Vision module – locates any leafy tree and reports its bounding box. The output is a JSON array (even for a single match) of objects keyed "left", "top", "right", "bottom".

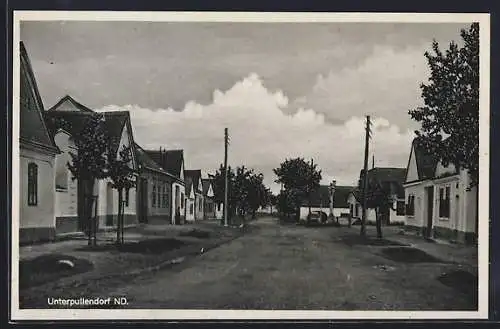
[
  {"left": 66, "top": 113, "right": 109, "bottom": 245},
  {"left": 108, "top": 144, "right": 136, "bottom": 245},
  {"left": 364, "top": 179, "right": 397, "bottom": 239},
  {"left": 409, "top": 23, "right": 479, "bottom": 188},
  {"left": 274, "top": 157, "right": 322, "bottom": 218}
]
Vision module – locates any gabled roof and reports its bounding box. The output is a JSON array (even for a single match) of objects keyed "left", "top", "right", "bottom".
[
  {"left": 47, "top": 94, "right": 94, "bottom": 112},
  {"left": 146, "top": 149, "right": 184, "bottom": 178},
  {"left": 134, "top": 142, "right": 167, "bottom": 174},
  {"left": 202, "top": 178, "right": 212, "bottom": 196},
  {"left": 185, "top": 176, "right": 194, "bottom": 198},
  {"left": 410, "top": 137, "right": 439, "bottom": 181},
  {"left": 300, "top": 185, "right": 353, "bottom": 209},
  {"left": 19, "top": 41, "right": 59, "bottom": 153},
  {"left": 364, "top": 167, "right": 406, "bottom": 199},
  {"left": 44, "top": 110, "right": 132, "bottom": 160},
  {"left": 184, "top": 170, "right": 202, "bottom": 194}
]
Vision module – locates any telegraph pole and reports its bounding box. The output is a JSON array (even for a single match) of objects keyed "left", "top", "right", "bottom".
[
  {"left": 361, "top": 115, "right": 371, "bottom": 237},
  {"left": 224, "top": 128, "right": 229, "bottom": 227}
]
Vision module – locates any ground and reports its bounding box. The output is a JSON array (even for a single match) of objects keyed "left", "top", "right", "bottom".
[{"left": 19, "top": 216, "right": 478, "bottom": 310}]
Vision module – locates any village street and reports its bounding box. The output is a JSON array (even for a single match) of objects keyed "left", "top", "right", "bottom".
[{"left": 89, "top": 216, "right": 477, "bottom": 310}]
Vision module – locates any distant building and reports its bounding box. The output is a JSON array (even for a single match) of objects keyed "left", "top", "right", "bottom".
[
  {"left": 347, "top": 167, "right": 406, "bottom": 225},
  {"left": 298, "top": 185, "right": 352, "bottom": 221},
  {"left": 19, "top": 41, "right": 60, "bottom": 244},
  {"left": 202, "top": 178, "right": 216, "bottom": 220},
  {"left": 184, "top": 170, "right": 204, "bottom": 222},
  {"left": 403, "top": 138, "right": 477, "bottom": 244}
]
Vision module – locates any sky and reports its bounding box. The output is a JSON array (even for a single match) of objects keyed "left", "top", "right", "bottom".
[{"left": 20, "top": 21, "right": 469, "bottom": 194}]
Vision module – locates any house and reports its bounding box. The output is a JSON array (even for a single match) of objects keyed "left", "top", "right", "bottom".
[
  {"left": 184, "top": 170, "right": 204, "bottom": 221},
  {"left": 298, "top": 185, "right": 352, "bottom": 221},
  {"left": 403, "top": 138, "right": 477, "bottom": 244},
  {"left": 134, "top": 143, "right": 177, "bottom": 224},
  {"left": 18, "top": 41, "right": 60, "bottom": 244},
  {"left": 145, "top": 149, "right": 186, "bottom": 224},
  {"left": 45, "top": 95, "right": 140, "bottom": 233},
  {"left": 202, "top": 178, "right": 216, "bottom": 220},
  {"left": 348, "top": 167, "right": 406, "bottom": 225}
]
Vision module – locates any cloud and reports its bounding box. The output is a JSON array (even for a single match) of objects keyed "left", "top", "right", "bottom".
[
  {"left": 97, "top": 73, "right": 415, "bottom": 194},
  {"left": 292, "top": 45, "right": 430, "bottom": 128}
]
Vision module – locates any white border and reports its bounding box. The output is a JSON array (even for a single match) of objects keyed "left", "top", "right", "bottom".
[{"left": 11, "top": 11, "right": 490, "bottom": 321}]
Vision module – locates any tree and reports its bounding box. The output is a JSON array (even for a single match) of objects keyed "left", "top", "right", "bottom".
[
  {"left": 108, "top": 144, "right": 136, "bottom": 245},
  {"left": 409, "top": 23, "right": 479, "bottom": 188},
  {"left": 365, "top": 179, "right": 397, "bottom": 239},
  {"left": 66, "top": 113, "right": 109, "bottom": 245},
  {"left": 274, "top": 157, "right": 322, "bottom": 220}
]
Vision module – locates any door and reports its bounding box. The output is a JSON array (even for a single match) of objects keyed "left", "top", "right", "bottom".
[
  {"left": 106, "top": 183, "right": 114, "bottom": 226},
  {"left": 425, "top": 187, "right": 434, "bottom": 238},
  {"left": 137, "top": 178, "right": 148, "bottom": 223}
]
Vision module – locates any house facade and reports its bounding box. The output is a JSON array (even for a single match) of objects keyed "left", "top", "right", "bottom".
[
  {"left": 298, "top": 185, "right": 352, "bottom": 221},
  {"left": 146, "top": 149, "right": 186, "bottom": 224},
  {"left": 19, "top": 41, "right": 60, "bottom": 244},
  {"left": 46, "top": 96, "right": 140, "bottom": 233},
  {"left": 403, "top": 138, "right": 477, "bottom": 244},
  {"left": 202, "top": 178, "right": 216, "bottom": 220},
  {"left": 134, "top": 143, "right": 178, "bottom": 225},
  {"left": 347, "top": 168, "right": 406, "bottom": 225},
  {"left": 184, "top": 170, "right": 204, "bottom": 221}
]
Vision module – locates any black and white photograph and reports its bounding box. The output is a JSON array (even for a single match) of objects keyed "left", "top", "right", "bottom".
[{"left": 11, "top": 11, "right": 489, "bottom": 320}]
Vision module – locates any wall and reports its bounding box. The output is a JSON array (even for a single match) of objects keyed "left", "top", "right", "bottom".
[
  {"left": 171, "top": 181, "right": 185, "bottom": 224},
  {"left": 215, "top": 202, "right": 223, "bottom": 219},
  {"left": 204, "top": 197, "right": 216, "bottom": 219},
  {"left": 195, "top": 193, "right": 204, "bottom": 220},
  {"left": 404, "top": 181, "right": 431, "bottom": 229},
  {"left": 19, "top": 146, "right": 56, "bottom": 243},
  {"left": 186, "top": 198, "right": 195, "bottom": 222}
]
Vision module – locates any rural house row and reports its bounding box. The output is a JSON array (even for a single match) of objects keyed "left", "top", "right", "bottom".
[{"left": 18, "top": 41, "right": 220, "bottom": 244}]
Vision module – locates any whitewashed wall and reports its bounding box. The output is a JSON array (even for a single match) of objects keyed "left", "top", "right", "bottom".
[{"left": 20, "top": 147, "right": 56, "bottom": 229}]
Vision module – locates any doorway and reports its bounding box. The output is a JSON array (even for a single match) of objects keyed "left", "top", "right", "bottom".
[{"left": 425, "top": 186, "right": 434, "bottom": 238}]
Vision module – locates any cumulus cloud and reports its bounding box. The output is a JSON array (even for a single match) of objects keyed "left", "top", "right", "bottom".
[
  {"left": 97, "top": 73, "right": 415, "bottom": 194},
  {"left": 292, "top": 45, "right": 430, "bottom": 127}
]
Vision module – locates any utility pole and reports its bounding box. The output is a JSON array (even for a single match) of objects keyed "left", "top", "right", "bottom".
[
  {"left": 361, "top": 115, "right": 371, "bottom": 237},
  {"left": 224, "top": 128, "right": 229, "bottom": 227}
]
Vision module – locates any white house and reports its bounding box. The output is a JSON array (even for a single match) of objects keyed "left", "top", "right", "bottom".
[
  {"left": 45, "top": 95, "right": 140, "bottom": 233},
  {"left": 403, "top": 138, "right": 477, "bottom": 244},
  {"left": 202, "top": 178, "right": 216, "bottom": 220},
  {"left": 184, "top": 170, "right": 204, "bottom": 222},
  {"left": 19, "top": 41, "right": 60, "bottom": 244},
  {"left": 347, "top": 168, "right": 407, "bottom": 225},
  {"left": 184, "top": 175, "right": 196, "bottom": 222},
  {"left": 298, "top": 185, "right": 352, "bottom": 221}
]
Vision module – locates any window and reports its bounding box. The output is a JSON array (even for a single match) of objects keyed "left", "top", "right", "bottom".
[
  {"left": 157, "top": 181, "right": 162, "bottom": 208},
  {"left": 181, "top": 193, "right": 184, "bottom": 208},
  {"left": 406, "top": 195, "right": 415, "bottom": 216},
  {"left": 125, "top": 189, "right": 129, "bottom": 207},
  {"left": 439, "top": 186, "right": 451, "bottom": 218},
  {"left": 199, "top": 199, "right": 202, "bottom": 211},
  {"left": 355, "top": 204, "right": 359, "bottom": 217},
  {"left": 162, "top": 184, "right": 166, "bottom": 208},
  {"left": 190, "top": 203, "right": 194, "bottom": 215},
  {"left": 152, "top": 183, "right": 156, "bottom": 207},
  {"left": 396, "top": 200, "right": 405, "bottom": 216},
  {"left": 27, "top": 162, "right": 38, "bottom": 206}
]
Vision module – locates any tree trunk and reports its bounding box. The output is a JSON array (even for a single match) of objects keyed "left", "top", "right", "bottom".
[
  {"left": 82, "top": 178, "right": 95, "bottom": 245},
  {"left": 116, "top": 188, "right": 123, "bottom": 245},
  {"left": 375, "top": 208, "right": 383, "bottom": 239}
]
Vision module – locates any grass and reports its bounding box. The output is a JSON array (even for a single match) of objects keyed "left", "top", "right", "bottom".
[
  {"left": 19, "top": 253, "right": 93, "bottom": 289},
  {"left": 438, "top": 270, "right": 478, "bottom": 300},
  {"left": 380, "top": 246, "right": 444, "bottom": 263},
  {"left": 75, "top": 238, "right": 186, "bottom": 254},
  {"left": 179, "top": 229, "right": 211, "bottom": 239}
]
